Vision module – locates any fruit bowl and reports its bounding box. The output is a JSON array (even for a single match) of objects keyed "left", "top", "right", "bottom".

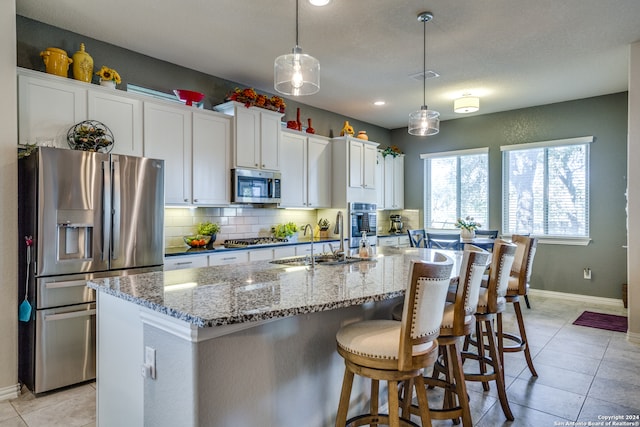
[
  {"left": 183, "top": 235, "right": 212, "bottom": 248},
  {"left": 174, "top": 89, "right": 205, "bottom": 106}
]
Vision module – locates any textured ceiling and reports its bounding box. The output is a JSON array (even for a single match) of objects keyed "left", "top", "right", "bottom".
[{"left": 16, "top": 0, "right": 640, "bottom": 129}]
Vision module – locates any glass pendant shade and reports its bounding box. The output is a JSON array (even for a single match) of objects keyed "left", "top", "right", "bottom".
[
  {"left": 408, "top": 105, "right": 440, "bottom": 136},
  {"left": 274, "top": 46, "right": 320, "bottom": 96}
]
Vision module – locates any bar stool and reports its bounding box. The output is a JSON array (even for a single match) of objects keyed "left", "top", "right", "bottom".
[
  {"left": 500, "top": 234, "right": 538, "bottom": 376},
  {"left": 462, "top": 239, "right": 517, "bottom": 421},
  {"left": 408, "top": 246, "right": 489, "bottom": 427},
  {"left": 335, "top": 256, "right": 453, "bottom": 427}
]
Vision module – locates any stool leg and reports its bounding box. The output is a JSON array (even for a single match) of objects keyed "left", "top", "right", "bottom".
[
  {"left": 371, "top": 379, "right": 380, "bottom": 419},
  {"left": 475, "top": 321, "right": 490, "bottom": 391},
  {"left": 524, "top": 294, "right": 531, "bottom": 309},
  {"left": 414, "top": 375, "right": 433, "bottom": 427},
  {"left": 514, "top": 300, "right": 538, "bottom": 377},
  {"left": 336, "top": 369, "right": 354, "bottom": 427},
  {"left": 400, "top": 378, "right": 413, "bottom": 417},
  {"left": 496, "top": 312, "right": 505, "bottom": 378},
  {"left": 387, "top": 380, "right": 401, "bottom": 427},
  {"left": 484, "top": 318, "right": 514, "bottom": 421},
  {"left": 446, "top": 341, "right": 473, "bottom": 427}
]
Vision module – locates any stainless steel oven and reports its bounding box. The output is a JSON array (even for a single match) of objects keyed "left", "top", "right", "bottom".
[{"left": 349, "top": 202, "right": 377, "bottom": 248}]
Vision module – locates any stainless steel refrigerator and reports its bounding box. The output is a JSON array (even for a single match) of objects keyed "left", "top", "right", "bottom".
[{"left": 18, "top": 147, "right": 164, "bottom": 394}]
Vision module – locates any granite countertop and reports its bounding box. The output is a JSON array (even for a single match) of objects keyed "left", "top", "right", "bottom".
[
  {"left": 165, "top": 237, "right": 342, "bottom": 257},
  {"left": 88, "top": 247, "right": 462, "bottom": 328}
]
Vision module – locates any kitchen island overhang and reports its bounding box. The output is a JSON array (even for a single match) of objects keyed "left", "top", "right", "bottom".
[{"left": 89, "top": 247, "right": 462, "bottom": 427}]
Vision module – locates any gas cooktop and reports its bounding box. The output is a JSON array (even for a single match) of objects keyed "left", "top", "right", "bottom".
[{"left": 223, "top": 237, "right": 290, "bottom": 248}]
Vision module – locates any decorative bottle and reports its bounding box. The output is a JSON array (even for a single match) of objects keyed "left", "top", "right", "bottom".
[{"left": 72, "top": 43, "right": 93, "bottom": 83}]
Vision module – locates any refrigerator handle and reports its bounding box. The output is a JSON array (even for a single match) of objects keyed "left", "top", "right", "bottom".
[
  {"left": 112, "top": 160, "right": 121, "bottom": 260},
  {"left": 102, "top": 161, "right": 111, "bottom": 262}
]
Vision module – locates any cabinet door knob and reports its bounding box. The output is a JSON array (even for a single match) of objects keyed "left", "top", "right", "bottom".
[
  {"left": 194, "top": 199, "right": 198, "bottom": 202},
  {"left": 261, "top": 164, "right": 265, "bottom": 168},
  {"left": 184, "top": 198, "right": 189, "bottom": 202},
  {"left": 255, "top": 163, "right": 258, "bottom": 167}
]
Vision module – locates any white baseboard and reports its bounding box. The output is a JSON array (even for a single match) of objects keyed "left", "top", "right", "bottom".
[
  {"left": 0, "top": 383, "right": 20, "bottom": 402},
  {"left": 627, "top": 330, "right": 640, "bottom": 345},
  {"left": 528, "top": 288, "right": 625, "bottom": 307}
]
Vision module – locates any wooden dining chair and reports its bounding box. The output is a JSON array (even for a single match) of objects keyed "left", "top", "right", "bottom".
[
  {"left": 406, "top": 229, "right": 427, "bottom": 248},
  {"left": 427, "top": 232, "right": 461, "bottom": 250}
]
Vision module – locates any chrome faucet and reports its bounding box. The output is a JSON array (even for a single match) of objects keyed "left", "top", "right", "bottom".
[
  {"left": 302, "top": 223, "right": 315, "bottom": 269},
  {"left": 333, "top": 211, "right": 345, "bottom": 261}
]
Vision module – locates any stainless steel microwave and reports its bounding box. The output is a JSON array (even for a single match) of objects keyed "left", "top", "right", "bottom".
[{"left": 232, "top": 169, "right": 281, "bottom": 204}]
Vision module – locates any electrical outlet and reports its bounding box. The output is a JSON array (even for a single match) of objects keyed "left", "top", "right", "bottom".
[{"left": 583, "top": 268, "right": 592, "bottom": 280}]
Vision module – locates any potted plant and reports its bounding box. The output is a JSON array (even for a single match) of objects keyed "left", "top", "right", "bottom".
[
  {"left": 318, "top": 218, "right": 330, "bottom": 238},
  {"left": 455, "top": 216, "right": 481, "bottom": 241},
  {"left": 196, "top": 221, "right": 220, "bottom": 249},
  {"left": 272, "top": 222, "right": 299, "bottom": 241}
]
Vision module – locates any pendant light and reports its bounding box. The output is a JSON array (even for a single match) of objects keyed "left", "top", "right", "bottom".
[
  {"left": 274, "top": 0, "right": 320, "bottom": 96},
  {"left": 408, "top": 12, "right": 440, "bottom": 136}
]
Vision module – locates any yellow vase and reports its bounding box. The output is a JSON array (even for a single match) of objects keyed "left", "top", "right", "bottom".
[
  {"left": 72, "top": 43, "right": 94, "bottom": 83},
  {"left": 340, "top": 121, "right": 355, "bottom": 137},
  {"left": 40, "top": 47, "right": 72, "bottom": 78}
]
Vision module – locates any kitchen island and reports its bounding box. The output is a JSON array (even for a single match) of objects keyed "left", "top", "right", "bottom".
[{"left": 88, "top": 247, "right": 461, "bottom": 427}]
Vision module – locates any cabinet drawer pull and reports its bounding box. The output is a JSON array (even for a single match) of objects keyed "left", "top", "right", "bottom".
[
  {"left": 222, "top": 257, "right": 236, "bottom": 261},
  {"left": 176, "top": 261, "right": 192, "bottom": 266}
]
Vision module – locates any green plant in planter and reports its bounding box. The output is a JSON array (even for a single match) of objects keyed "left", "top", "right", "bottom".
[
  {"left": 318, "top": 218, "right": 330, "bottom": 230},
  {"left": 197, "top": 221, "right": 221, "bottom": 236},
  {"left": 272, "top": 222, "right": 299, "bottom": 238}
]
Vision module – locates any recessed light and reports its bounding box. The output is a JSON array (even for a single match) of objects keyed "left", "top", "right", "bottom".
[
  {"left": 374, "top": 101, "right": 386, "bottom": 106},
  {"left": 309, "top": 0, "right": 331, "bottom": 6}
]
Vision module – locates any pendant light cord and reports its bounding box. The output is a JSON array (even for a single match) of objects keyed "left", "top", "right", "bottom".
[
  {"left": 295, "top": 0, "right": 299, "bottom": 47},
  {"left": 422, "top": 15, "right": 426, "bottom": 108}
]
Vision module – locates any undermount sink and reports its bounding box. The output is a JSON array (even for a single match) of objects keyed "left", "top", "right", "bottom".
[{"left": 270, "top": 254, "right": 362, "bottom": 267}]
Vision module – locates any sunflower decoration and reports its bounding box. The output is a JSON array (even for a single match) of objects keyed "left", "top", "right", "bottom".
[{"left": 95, "top": 66, "right": 122, "bottom": 84}]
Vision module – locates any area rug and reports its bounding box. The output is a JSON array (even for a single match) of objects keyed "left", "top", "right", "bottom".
[{"left": 573, "top": 311, "right": 628, "bottom": 333}]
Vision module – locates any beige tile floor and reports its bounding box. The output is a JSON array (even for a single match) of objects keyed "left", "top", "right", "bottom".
[{"left": 0, "top": 294, "right": 638, "bottom": 426}]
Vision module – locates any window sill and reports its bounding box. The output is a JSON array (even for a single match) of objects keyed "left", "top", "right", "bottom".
[{"left": 535, "top": 236, "right": 591, "bottom": 246}]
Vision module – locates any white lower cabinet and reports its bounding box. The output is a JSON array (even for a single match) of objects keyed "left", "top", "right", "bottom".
[
  {"left": 248, "top": 248, "right": 274, "bottom": 262},
  {"left": 208, "top": 251, "right": 249, "bottom": 266},
  {"left": 377, "top": 235, "right": 410, "bottom": 248},
  {"left": 273, "top": 246, "right": 296, "bottom": 259},
  {"left": 164, "top": 255, "right": 209, "bottom": 271}
]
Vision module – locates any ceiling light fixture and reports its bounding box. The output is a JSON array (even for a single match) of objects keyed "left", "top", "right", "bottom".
[
  {"left": 408, "top": 11, "right": 439, "bottom": 136},
  {"left": 308, "top": 0, "right": 330, "bottom": 6},
  {"left": 374, "top": 100, "right": 386, "bottom": 106},
  {"left": 274, "top": 0, "right": 320, "bottom": 96},
  {"left": 454, "top": 94, "right": 480, "bottom": 113}
]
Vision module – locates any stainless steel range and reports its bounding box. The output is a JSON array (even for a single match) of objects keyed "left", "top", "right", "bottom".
[
  {"left": 18, "top": 147, "right": 165, "bottom": 394},
  {"left": 223, "top": 237, "right": 290, "bottom": 248}
]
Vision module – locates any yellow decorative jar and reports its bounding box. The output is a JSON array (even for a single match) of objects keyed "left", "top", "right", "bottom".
[
  {"left": 340, "top": 121, "right": 355, "bottom": 137},
  {"left": 40, "top": 47, "right": 72, "bottom": 77},
  {"left": 356, "top": 130, "right": 369, "bottom": 140},
  {"left": 72, "top": 43, "right": 94, "bottom": 83}
]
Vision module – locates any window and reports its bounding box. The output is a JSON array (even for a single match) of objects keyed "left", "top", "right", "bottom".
[
  {"left": 421, "top": 148, "right": 489, "bottom": 230},
  {"left": 501, "top": 136, "right": 592, "bottom": 242}
]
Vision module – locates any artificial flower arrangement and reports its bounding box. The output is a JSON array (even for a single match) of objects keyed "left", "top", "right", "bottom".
[
  {"left": 455, "top": 216, "right": 481, "bottom": 231},
  {"left": 226, "top": 87, "right": 286, "bottom": 113},
  {"left": 95, "top": 66, "right": 122, "bottom": 84},
  {"left": 381, "top": 145, "right": 403, "bottom": 157}
]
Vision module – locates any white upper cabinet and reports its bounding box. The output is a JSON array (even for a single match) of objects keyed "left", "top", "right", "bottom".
[
  {"left": 18, "top": 70, "right": 87, "bottom": 147},
  {"left": 18, "top": 68, "right": 142, "bottom": 156},
  {"left": 88, "top": 89, "right": 143, "bottom": 156},
  {"left": 376, "top": 151, "right": 405, "bottom": 210},
  {"left": 192, "top": 112, "right": 231, "bottom": 206},
  {"left": 331, "top": 136, "right": 379, "bottom": 207},
  {"left": 215, "top": 101, "right": 283, "bottom": 171},
  {"left": 143, "top": 102, "right": 192, "bottom": 205},
  {"left": 144, "top": 102, "right": 232, "bottom": 206},
  {"left": 280, "top": 130, "right": 331, "bottom": 208}
]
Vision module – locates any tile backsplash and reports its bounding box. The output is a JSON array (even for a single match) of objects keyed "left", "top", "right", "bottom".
[
  {"left": 164, "top": 207, "right": 423, "bottom": 248},
  {"left": 164, "top": 207, "right": 318, "bottom": 248}
]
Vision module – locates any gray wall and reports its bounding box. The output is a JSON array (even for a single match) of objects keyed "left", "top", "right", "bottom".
[
  {"left": 391, "top": 93, "right": 629, "bottom": 299},
  {"left": 16, "top": 15, "right": 392, "bottom": 146}
]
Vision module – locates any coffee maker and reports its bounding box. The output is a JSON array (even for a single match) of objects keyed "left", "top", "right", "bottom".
[{"left": 389, "top": 214, "right": 403, "bottom": 234}]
